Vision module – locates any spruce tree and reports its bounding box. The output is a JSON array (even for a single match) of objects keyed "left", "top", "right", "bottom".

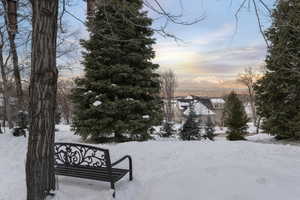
[
  {"left": 180, "top": 103, "right": 201, "bottom": 140},
  {"left": 224, "top": 91, "right": 249, "bottom": 141},
  {"left": 161, "top": 122, "right": 176, "bottom": 137},
  {"left": 255, "top": 0, "right": 300, "bottom": 139},
  {"left": 204, "top": 116, "right": 215, "bottom": 141},
  {"left": 71, "top": 0, "right": 162, "bottom": 141}
]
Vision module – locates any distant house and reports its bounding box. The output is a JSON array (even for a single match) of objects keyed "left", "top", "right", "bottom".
[{"left": 174, "top": 96, "right": 225, "bottom": 126}]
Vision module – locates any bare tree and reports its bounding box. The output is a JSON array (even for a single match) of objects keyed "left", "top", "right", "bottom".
[
  {"left": 0, "top": 26, "right": 13, "bottom": 128},
  {"left": 25, "top": 0, "right": 59, "bottom": 199},
  {"left": 238, "top": 67, "right": 260, "bottom": 126},
  {"left": 57, "top": 78, "right": 74, "bottom": 124},
  {"left": 160, "top": 69, "right": 177, "bottom": 123},
  {"left": 1, "top": 0, "right": 24, "bottom": 112}
]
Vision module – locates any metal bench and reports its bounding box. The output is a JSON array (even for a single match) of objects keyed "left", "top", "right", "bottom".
[{"left": 54, "top": 142, "right": 133, "bottom": 197}]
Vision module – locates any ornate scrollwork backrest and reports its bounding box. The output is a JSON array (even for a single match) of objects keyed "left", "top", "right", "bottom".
[{"left": 54, "top": 143, "right": 109, "bottom": 168}]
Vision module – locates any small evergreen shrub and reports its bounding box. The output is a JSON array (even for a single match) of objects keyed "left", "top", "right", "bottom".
[
  {"left": 161, "top": 122, "right": 176, "bottom": 137},
  {"left": 224, "top": 91, "right": 249, "bottom": 141},
  {"left": 180, "top": 104, "right": 201, "bottom": 140},
  {"left": 204, "top": 116, "right": 215, "bottom": 141}
]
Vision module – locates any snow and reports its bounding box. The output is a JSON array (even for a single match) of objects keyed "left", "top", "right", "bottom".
[
  {"left": 184, "top": 102, "right": 215, "bottom": 116},
  {"left": 93, "top": 101, "right": 102, "bottom": 107},
  {"left": 142, "top": 115, "right": 150, "bottom": 119},
  {"left": 185, "top": 95, "right": 193, "bottom": 100},
  {"left": 84, "top": 90, "right": 93, "bottom": 95},
  {"left": 214, "top": 126, "right": 227, "bottom": 135},
  {"left": 210, "top": 98, "right": 225, "bottom": 104},
  {"left": 247, "top": 133, "right": 275, "bottom": 142},
  {"left": 1, "top": 125, "right": 300, "bottom": 200}
]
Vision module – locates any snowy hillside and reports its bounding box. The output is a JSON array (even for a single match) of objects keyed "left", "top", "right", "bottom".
[{"left": 1, "top": 125, "right": 300, "bottom": 200}]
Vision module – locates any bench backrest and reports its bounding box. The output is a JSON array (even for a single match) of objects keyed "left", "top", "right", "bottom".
[{"left": 54, "top": 142, "right": 111, "bottom": 168}]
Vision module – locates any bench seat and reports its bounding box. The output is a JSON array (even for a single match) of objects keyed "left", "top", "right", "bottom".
[{"left": 55, "top": 165, "right": 129, "bottom": 183}]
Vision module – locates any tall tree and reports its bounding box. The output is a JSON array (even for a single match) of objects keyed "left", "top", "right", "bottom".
[
  {"left": 71, "top": 0, "right": 162, "bottom": 141},
  {"left": 1, "top": 0, "right": 23, "bottom": 113},
  {"left": 0, "top": 26, "right": 14, "bottom": 129},
  {"left": 160, "top": 69, "right": 177, "bottom": 123},
  {"left": 238, "top": 67, "right": 260, "bottom": 126},
  {"left": 255, "top": 0, "right": 300, "bottom": 139},
  {"left": 57, "top": 78, "right": 74, "bottom": 124},
  {"left": 25, "top": 0, "right": 59, "bottom": 199},
  {"left": 224, "top": 91, "right": 249, "bottom": 141},
  {"left": 160, "top": 69, "right": 177, "bottom": 136}
]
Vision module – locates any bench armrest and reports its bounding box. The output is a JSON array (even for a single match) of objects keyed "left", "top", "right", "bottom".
[{"left": 111, "top": 155, "right": 133, "bottom": 180}]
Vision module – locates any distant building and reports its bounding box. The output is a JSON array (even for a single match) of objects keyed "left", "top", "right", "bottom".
[{"left": 174, "top": 95, "right": 225, "bottom": 126}]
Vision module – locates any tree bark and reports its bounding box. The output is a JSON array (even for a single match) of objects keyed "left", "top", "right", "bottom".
[{"left": 26, "top": 0, "right": 59, "bottom": 199}]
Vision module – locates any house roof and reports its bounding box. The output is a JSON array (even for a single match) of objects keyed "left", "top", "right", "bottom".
[
  {"left": 193, "top": 96, "right": 214, "bottom": 110},
  {"left": 183, "top": 101, "right": 215, "bottom": 116}
]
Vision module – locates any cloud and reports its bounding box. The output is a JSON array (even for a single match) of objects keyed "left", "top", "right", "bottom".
[
  {"left": 154, "top": 24, "right": 267, "bottom": 93},
  {"left": 192, "top": 24, "right": 235, "bottom": 46}
]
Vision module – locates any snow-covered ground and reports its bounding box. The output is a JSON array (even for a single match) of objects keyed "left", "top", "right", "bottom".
[{"left": 1, "top": 125, "right": 300, "bottom": 200}]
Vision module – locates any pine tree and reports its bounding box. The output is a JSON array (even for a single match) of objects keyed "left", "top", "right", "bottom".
[
  {"left": 180, "top": 103, "right": 201, "bottom": 140},
  {"left": 71, "top": 0, "right": 162, "bottom": 141},
  {"left": 224, "top": 91, "right": 249, "bottom": 141},
  {"left": 204, "top": 116, "right": 215, "bottom": 141},
  {"left": 161, "top": 122, "right": 176, "bottom": 137},
  {"left": 255, "top": 0, "right": 300, "bottom": 140}
]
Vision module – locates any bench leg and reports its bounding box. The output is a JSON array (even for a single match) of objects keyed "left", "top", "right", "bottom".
[
  {"left": 129, "top": 170, "right": 133, "bottom": 181},
  {"left": 111, "top": 182, "right": 115, "bottom": 198},
  {"left": 110, "top": 182, "right": 115, "bottom": 190}
]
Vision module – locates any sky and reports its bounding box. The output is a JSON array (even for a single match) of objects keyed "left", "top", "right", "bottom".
[{"left": 63, "top": 0, "right": 275, "bottom": 96}]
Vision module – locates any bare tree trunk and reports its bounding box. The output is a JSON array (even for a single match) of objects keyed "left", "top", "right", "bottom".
[
  {"left": 1, "top": 0, "right": 23, "bottom": 111},
  {"left": 0, "top": 31, "right": 14, "bottom": 129},
  {"left": 160, "top": 69, "right": 177, "bottom": 123},
  {"left": 248, "top": 86, "right": 257, "bottom": 126},
  {"left": 25, "top": 0, "right": 59, "bottom": 199},
  {"left": 256, "top": 116, "right": 261, "bottom": 134},
  {"left": 8, "top": 33, "right": 23, "bottom": 110},
  {"left": 238, "top": 67, "right": 259, "bottom": 126}
]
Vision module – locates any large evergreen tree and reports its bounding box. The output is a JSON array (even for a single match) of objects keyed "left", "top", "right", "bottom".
[
  {"left": 180, "top": 103, "right": 201, "bottom": 140},
  {"left": 224, "top": 91, "right": 249, "bottom": 141},
  {"left": 71, "top": 0, "right": 162, "bottom": 141},
  {"left": 255, "top": 0, "right": 300, "bottom": 139}
]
